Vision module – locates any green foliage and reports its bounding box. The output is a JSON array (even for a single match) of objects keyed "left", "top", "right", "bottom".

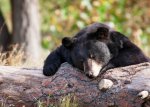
[
  {"left": 0, "top": 0, "right": 11, "bottom": 31},
  {"left": 39, "top": 0, "right": 150, "bottom": 56},
  {"left": 59, "top": 94, "right": 78, "bottom": 107},
  {"left": 0, "top": 0, "right": 10, "bottom": 13},
  {"left": 0, "top": 0, "right": 150, "bottom": 55},
  {"left": 36, "top": 94, "right": 78, "bottom": 107}
]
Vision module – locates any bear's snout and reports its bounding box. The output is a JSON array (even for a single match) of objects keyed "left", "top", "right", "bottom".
[{"left": 84, "top": 59, "right": 102, "bottom": 78}]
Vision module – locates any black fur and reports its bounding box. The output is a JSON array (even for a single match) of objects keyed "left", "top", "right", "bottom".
[{"left": 43, "top": 22, "right": 149, "bottom": 76}]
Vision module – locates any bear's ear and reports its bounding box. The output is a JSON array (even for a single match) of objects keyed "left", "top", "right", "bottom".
[
  {"left": 97, "top": 27, "right": 109, "bottom": 38},
  {"left": 87, "top": 27, "right": 109, "bottom": 40},
  {"left": 62, "top": 37, "right": 76, "bottom": 49}
]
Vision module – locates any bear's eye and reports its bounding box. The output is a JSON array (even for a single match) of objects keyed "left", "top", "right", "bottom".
[{"left": 90, "top": 54, "right": 95, "bottom": 59}]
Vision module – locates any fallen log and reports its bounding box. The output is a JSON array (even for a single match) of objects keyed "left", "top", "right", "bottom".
[{"left": 0, "top": 62, "right": 150, "bottom": 107}]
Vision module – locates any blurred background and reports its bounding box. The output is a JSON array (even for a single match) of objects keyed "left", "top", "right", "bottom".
[{"left": 0, "top": 0, "right": 150, "bottom": 67}]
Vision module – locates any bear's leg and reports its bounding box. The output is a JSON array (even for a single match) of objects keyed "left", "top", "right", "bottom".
[
  {"left": 43, "top": 52, "right": 62, "bottom": 76},
  {"left": 43, "top": 45, "right": 72, "bottom": 76},
  {"left": 43, "top": 46, "right": 67, "bottom": 76}
]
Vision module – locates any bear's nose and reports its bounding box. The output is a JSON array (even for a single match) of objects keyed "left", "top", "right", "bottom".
[
  {"left": 86, "top": 72, "right": 94, "bottom": 79},
  {"left": 89, "top": 71, "right": 93, "bottom": 76}
]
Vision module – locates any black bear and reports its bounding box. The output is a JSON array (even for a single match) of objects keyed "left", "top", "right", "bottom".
[
  {"left": 62, "top": 22, "right": 150, "bottom": 69},
  {"left": 43, "top": 22, "right": 149, "bottom": 77}
]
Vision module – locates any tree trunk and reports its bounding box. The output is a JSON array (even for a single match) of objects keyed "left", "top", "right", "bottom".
[
  {"left": 0, "top": 9, "right": 11, "bottom": 51},
  {"left": 11, "top": 0, "right": 41, "bottom": 59},
  {"left": 0, "top": 62, "right": 150, "bottom": 107}
]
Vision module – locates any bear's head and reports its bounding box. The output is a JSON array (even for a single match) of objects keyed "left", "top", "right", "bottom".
[
  {"left": 62, "top": 39, "right": 112, "bottom": 78},
  {"left": 62, "top": 23, "right": 130, "bottom": 59}
]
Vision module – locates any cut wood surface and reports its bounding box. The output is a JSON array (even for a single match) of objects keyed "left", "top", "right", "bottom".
[{"left": 0, "top": 62, "right": 150, "bottom": 107}]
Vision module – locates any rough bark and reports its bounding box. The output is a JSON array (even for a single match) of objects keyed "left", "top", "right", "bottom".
[
  {"left": 0, "top": 62, "right": 150, "bottom": 107},
  {"left": 11, "top": 0, "right": 41, "bottom": 59},
  {"left": 0, "top": 9, "right": 11, "bottom": 51}
]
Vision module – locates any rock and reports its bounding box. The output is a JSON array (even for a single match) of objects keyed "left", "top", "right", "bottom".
[
  {"left": 138, "top": 90, "right": 149, "bottom": 99},
  {"left": 98, "top": 79, "right": 114, "bottom": 91}
]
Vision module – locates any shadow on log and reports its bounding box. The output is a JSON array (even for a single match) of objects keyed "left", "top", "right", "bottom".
[{"left": 0, "top": 62, "right": 150, "bottom": 107}]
